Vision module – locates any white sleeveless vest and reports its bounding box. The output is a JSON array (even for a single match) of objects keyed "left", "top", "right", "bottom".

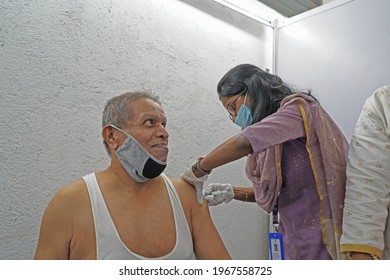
[{"left": 82, "top": 173, "right": 196, "bottom": 260}]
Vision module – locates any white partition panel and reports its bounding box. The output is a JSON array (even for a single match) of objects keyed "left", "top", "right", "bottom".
[{"left": 276, "top": 0, "right": 390, "bottom": 140}]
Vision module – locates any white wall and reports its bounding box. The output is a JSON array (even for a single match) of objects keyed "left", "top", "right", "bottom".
[
  {"left": 276, "top": 0, "right": 390, "bottom": 140},
  {"left": 0, "top": 0, "right": 273, "bottom": 259}
]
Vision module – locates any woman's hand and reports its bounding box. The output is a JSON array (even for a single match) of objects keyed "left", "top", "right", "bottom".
[
  {"left": 181, "top": 166, "right": 209, "bottom": 204},
  {"left": 204, "top": 183, "right": 234, "bottom": 206}
]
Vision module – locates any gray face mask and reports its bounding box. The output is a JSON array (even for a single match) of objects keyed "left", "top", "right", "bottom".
[{"left": 109, "top": 124, "right": 167, "bottom": 183}]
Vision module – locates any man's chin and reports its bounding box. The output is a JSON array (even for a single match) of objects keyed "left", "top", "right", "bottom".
[{"left": 153, "top": 150, "right": 169, "bottom": 162}]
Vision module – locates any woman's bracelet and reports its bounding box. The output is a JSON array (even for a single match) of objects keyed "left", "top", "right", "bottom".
[{"left": 196, "top": 157, "right": 212, "bottom": 176}]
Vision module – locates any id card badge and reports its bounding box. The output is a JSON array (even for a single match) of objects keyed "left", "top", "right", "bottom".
[{"left": 268, "top": 232, "right": 284, "bottom": 260}]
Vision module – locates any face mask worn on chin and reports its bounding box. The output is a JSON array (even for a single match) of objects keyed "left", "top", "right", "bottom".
[
  {"left": 234, "top": 94, "right": 253, "bottom": 129},
  {"left": 109, "top": 124, "right": 167, "bottom": 183}
]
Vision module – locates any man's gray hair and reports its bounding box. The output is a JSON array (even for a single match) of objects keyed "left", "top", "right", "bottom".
[{"left": 102, "top": 91, "right": 161, "bottom": 155}]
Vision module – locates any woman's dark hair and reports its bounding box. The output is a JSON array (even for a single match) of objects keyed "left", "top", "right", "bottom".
[{"left": 217, "top": 64, "right": 314, "bottom": 123}]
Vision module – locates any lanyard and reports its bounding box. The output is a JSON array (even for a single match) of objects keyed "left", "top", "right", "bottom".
[
  {"left": 269, "top": 198, "right": 284, "bottom": 260},
  {"left": 272, "top": 198, "right": 279, "bottom": 233}
]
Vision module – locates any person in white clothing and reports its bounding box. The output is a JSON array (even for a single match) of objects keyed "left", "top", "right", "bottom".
[
  {"left": 34, "top": 91, "right": 231, "bottom": 260},
  {"left": 340, "top": 85, "right": 390, "bottom": 260}
]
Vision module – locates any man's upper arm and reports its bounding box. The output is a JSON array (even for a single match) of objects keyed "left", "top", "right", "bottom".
[
  {"left": 172, "top": 177, "right": 231, "bottom": 260},
  {"left": 34, "top": 186, "right": 74, "bottom": 260},
  {"left": 190, "top": 199, "right": 231, "bottom": 259}
]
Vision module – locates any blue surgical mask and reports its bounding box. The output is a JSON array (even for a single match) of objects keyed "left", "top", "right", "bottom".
[
  {"left": 234, "top": 94, "right": 253, "bottom": 128},
  {"left": 109, "top": 124, "right": 167, "bottom": 182}
]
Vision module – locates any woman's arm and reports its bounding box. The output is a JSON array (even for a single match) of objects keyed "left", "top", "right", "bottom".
[{"left": 194, "top": 133, "right": 252, "bottom": 177}]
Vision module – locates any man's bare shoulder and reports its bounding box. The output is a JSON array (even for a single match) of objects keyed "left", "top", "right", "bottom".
[
  {"left": 169, "top": 177, "right": 195, "bottom": 191},
  {"left": 168, "top": 176, "right": 211, "bottom": 212},
  {"left": 168, "top": 176, "right": 202, "bottom": 209},
  {"left": 40, "top": 177, "right": 91, "bottom": 236},
  {"left": 169, "top": 177, "right": 196, "bottom": 198},
  {"left": 47, "top": 178, "right": 89, "bottom": 212}
]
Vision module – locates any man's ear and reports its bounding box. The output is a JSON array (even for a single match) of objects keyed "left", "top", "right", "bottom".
[{"left": 102, "top": 125, "right": 120, "bottom": 150}]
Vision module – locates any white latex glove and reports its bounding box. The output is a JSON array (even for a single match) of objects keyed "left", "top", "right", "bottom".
[
  {"left": 204, "top": 183, "right": 234, "bottom": 206},
  {"left": 181, "top": 167, "right": 209, "bottom": 204}
]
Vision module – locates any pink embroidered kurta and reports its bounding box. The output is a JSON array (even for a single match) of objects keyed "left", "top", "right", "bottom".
[{"left": 242, "top": 93, "right": 348, "bottom": 260}]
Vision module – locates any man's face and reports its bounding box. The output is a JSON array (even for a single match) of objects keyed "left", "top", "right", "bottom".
[{"left": 122, "top": 98, "right": 169, "bottom": 162}]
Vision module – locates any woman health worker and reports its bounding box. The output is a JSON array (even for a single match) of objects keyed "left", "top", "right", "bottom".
[{"left": 182, "top": 64, "right": 348, "bottom": 260}]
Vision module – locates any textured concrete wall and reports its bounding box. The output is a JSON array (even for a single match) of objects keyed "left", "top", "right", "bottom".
[{"left": 0, "top": 0, "right": 274, "bottom": 259}]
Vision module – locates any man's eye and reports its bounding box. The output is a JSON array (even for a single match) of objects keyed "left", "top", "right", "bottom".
[{"left": 145, "top": 119, "right": 154, "bottom": 125}]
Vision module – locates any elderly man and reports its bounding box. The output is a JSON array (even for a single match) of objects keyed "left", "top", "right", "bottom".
[{"left": 34, "top": 91, "right": 230, "bottom": 260}]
